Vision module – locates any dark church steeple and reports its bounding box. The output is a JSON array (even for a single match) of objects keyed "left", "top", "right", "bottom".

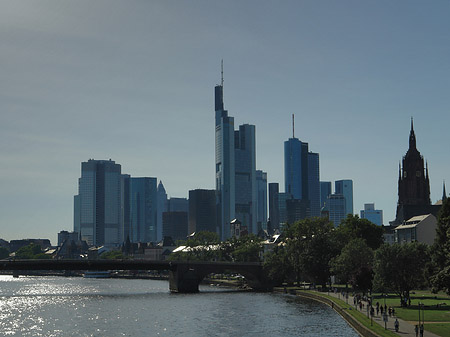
[{"left": 393, "top": 119, "right": 435, "bottom": 225}]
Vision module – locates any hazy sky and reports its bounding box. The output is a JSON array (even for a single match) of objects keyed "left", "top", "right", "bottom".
[{"left": 1, "top": 1, "right": 449, "bottom": 244}]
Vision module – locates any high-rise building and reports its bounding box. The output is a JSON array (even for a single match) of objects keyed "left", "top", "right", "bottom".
[
  {"left": 167, "top": 197, "right": 189, "bottom": 212},
  {"left": 308, "top": 152, "right": 320, "bottom": 217},
  {"left": 121, "top": 174, "right": 131, "bottom": 244},
  {"left": 188, "top": 189, "right": 216, "bottom": 235},
  {"left": 278, "top": 192, "right": 291, "bottom": 229},
  {"left": 360, "top": 203, "right": 383, "bottom": 226},
  {"left": 268, "top": 183, "right": 280, "bottom": 231},
  {"left": 235, "top": 124, "right": 257, "bottom": 235},
  {"left": 256, "top": 170, "right": 268, "bottom": 232},
  {"left": 335, "top": 179, "right": 353, "bottom": 216},
  {"left": 320, "top": 181, "right": 332, "bottom": 209},
  {"left": 327, "top": 193, "right": 346, "bottom": 226},
  {"left": 130, "top": 177, "right": 157, "bottom": 243},
  {"left": 74, "top": 159, "right": 122, "bottom": 247},
  {"left": 163, "top": 211, "right": 188, "bottom": 241},
  {"left": 215, "top": 75, "right": 235, "bottom": 240},
  {"left": 156, "top": 181, "right": 167, "bottom": 242},
  {"left": 393, "top": 119, "right": 441, "bottom": 225}
]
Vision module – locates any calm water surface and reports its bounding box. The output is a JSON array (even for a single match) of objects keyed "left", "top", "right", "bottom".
[{"left": 0, "top": 276, "right": 358, "bottom": 336}]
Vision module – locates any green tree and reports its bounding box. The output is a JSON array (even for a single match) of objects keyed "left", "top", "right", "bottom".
[
  {"left": 263, "top": 245, "right": 294, "bottom": 286},
  {"left": 14, "top": 243, "right": 50, "bottom": 259},
  {"left": 284, "top": 217, "right": 339, "bottom": 287},
  {"left": 185, "top": 231, "right": 220, "bottom": 247},
  {"left": 0, "top": 246, "right": 10, "bottom": 259},
  {"left": 373, "top": 242, "right": 430, "bottom": 306},
  {"left": 337, "top": 214, "right": 384, "bottom": 250},
  {"left": 431, "top": 197, "right": 450, "bottom": 294},
  {"left": 100, "top": 250, "right": 126, "bottom": 259},
  {"left": 226, "top": 235, "right": 263, "bottom": 262},
  {"left": 330, "top": 238, "right": 374, "bottom": 293}
]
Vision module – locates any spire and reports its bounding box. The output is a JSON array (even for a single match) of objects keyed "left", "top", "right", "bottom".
[
  {"left": 292, "top": 114, "right": 295, "bottom": 138},
  {"left": 214, "top": 61, "right": 224, "bottom": 111},
  {"left": 409, "top": 117, "right": 416, "bottom": 150},
  {"left": 443, "top": 181, "right": 447, "bottom": 201}
]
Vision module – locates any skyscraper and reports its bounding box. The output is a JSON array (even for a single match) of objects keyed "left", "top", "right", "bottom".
[
  {"left": 320, "top": 181, "right": 332, "bottom": 209},
  {"left": 335, "top": 179, "right": 353, "bottom": 216},
  {"left": 234, "top": 124, "right": 257, "bottom": 235},
  {"left": 327, "top": 193, "right": 346, "bottom": 226},
  {"left": 130, "top": 177, "right": 157, "bottom": 243},
  {"left": 256, "top": 170, "right": 268, "bottom": 232},
  {"left": 268, "top": 183, "right": 280, "bottom": 231},
  {"left": 157, "top": 181, "right": 167, "bottom": 242},
  {"left": 308, "top": 152, "right": 320, "bottom": 217},
  {"left": 74, "top": 159, "right": 122, "bottom": 247},
  {"left": 360, "top": 203, "right": 383, "bottom": 226},
  {"left": 188, "top": 189, "right": 216, "bottom": 235},
  {"left": 215, "top": 71, "right": 235, "bottom": 240}
]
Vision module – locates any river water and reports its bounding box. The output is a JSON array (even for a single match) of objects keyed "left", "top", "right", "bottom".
[{"left": 0, "top": 275, "right": 358, "bottom": 336}]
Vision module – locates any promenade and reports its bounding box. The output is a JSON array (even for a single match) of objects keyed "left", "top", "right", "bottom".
[{"left": 324, "top": 290, "right": 441, "bottom": 337}]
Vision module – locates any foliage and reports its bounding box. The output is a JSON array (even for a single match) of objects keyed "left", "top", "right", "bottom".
[
  {"left": 431, "top": 197, "right": 450, "bottom": 295},
  {"left": 185, "top": 231, "right": 220, "bottom": 247},
  {"left": 100, "top": 250, "right": 126, "bottom": 259},
  {"left": 0, "top": 246, "right": 9, "bottom": 259},
  {"left": 14, "top": 243, "right": 51, "bottom": 260},
  {"left": 337, "top": 214, "right": 384, "bottom": 250},
  {"left": 330, "top": 238, "right": 374, "bottom": 293},
  {"left": 284, "top": 217, "right": 339, "bottom": 287},
  {"left": 373, "top": 243, "right": 430, "bottom": 306},
  {"left": 223, "top": 235, "right": 263, "bottom": 262},
  {"left": 263, "top": 245, "right": 294, "bottom": 286}
]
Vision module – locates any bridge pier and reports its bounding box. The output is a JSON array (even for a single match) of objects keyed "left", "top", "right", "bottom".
[{"left": 169, "top": 265, "right": 205, "bottom": 293}]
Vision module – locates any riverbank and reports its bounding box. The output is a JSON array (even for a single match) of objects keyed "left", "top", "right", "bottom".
[{"left": 276, "top": 288, "right": 445, "bottom": 337}]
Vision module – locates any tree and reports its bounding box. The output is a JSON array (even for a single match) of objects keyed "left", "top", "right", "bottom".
[
  {"left": 100, "top": 250, "right": 126, "bottom": 259},
  {"left": 284, "top": 217, "right": 339, "bottom": 287},
  {"left": 337, "top": 214, "right": 384, "bottom": 250},
  {"left": 330, "top": 238, "right": 374, "bottom": 293},
  {"left": 14, "top": 243, "right": 51, "bottom": 259},
  {"left": 185, "top": 231, "right": 220, "bottom": 247},
  {"left": 431, "top": 197, "right": 450, "bottom": 294},
  {"left": 373, "top": 242, "right": 430, "bottom": 306},
  {"left": 0, "top": 246, "right": 9, "bottom": 259},
  {"left": 263, "top": 245, "right": 295, "bottom": 286}
]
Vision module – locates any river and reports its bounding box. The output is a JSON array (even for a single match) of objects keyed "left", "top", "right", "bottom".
[{"left": 0, "top": 275, "right": 358, "bottom": 336}]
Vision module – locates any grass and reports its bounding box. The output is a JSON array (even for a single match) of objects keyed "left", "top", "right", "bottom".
[{"left": 424, "top": 323, "right": 450, "bottom": 336}]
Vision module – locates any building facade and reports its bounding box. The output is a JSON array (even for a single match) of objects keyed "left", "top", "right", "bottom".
[
  {"left": 156, "top": 181, "right": 167, "bottom": 242},
  {"left": 360, "top": 203, "right": 383, "bottom": 226},
  {"left": 327, "top": 193, "right": 346, "bottom": 226},
  {"left": 215, "top": 83, "right": 235, "bottom": 240},
  {"left": 188, "top": 189, "right": 216, "bottom": 235},
  {"left": 320, "top": 181, "right": 332, "bottom": 209},
  {"left": 74, "top": 159, "right": 122, "bottom": 247},
  {"left": 335, "top": 180, "right": 353, "bottom": 216},
  {"left": 256, "top": 170, "right": 268, "bottom": 232},
  {"left": 268, "top": 183, "right": 280, "bottom": 231}
]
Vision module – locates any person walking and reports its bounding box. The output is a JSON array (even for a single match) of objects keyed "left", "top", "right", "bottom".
[
  {"left": 415, "top": 325, "right": 419, "bottom": 337},
  {"left": 394, "top": 318, "right": 399, "bottom": 332}
]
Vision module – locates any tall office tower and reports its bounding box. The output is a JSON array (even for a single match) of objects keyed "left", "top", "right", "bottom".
[
  {"left": 308, "top": 152, "right": 320, "bottom": 217},
  {"left": 320, "top": 181, "right": 332, "bottom": 208},
  {"left": 73, "top": 195, "right": 81, "bottom": 236},
  {"left": 284, "top": 137, "right": 309, "bottom": 201},
  {"left": 74, "top": 159, "right": 122, "bottom": 247},
  {"left": 215, "top": 68, "right": 235, "bottom": 240},
  {"left": 268, "top": 183, "right": 280, "bottom": 231},
  {"left": 129, "top": 177, "right": 157, "bottom": 243},
  {"left": 256, "top": 170, "right": 268, "bottom": 232},
  {"left": 234, "top": 124, "right": 257, "bottom": 235},
  {"left": 188, "top": 189, "right": 216, "bottom": 235},
  {"left": 393, "top": 119, "right": 440, "bottom": 225},
  {"left": 327, "top": 193, "right": 346, "bottom": 226},
  {"left": 156, "top": 181, "right": 167, "bottom": 242},
  {"left": 278, "top": 192, "right": 291, "bottom": 229},
  {"left": 121, "top": 174, "right": 131, "bottom": 244},
  {"left": 360, "top": 203, "right": 383, "bottom": 226},
  {"left": 163, "top": 211, "right": 188, "bottom": 241},
  {"left": 335, "top": 179, "right": 353, "bottom": 216},
  {"left": 167, "top": 197, "right": 189, "bottom": 212}
]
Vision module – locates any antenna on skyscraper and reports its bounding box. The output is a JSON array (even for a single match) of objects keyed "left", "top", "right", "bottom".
[
  {"left": 292, "top": 113, "right": 295, "bottom": 138},
  {"left": 221, "top": 59, "right": 224, "bottom": 88}
]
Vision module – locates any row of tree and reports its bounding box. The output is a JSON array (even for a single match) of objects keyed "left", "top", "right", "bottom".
[{"left": 264, "top": 197, "right": 450, "bottom": 303}]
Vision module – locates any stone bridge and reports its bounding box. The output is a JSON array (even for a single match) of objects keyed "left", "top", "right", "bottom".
[{"left": 0, "top": 259, "right": 273, "bottom": 293}]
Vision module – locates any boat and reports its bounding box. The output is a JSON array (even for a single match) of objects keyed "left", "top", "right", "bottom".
[{"left": 83, "top": 270, "right": 111, "bottom": 278}]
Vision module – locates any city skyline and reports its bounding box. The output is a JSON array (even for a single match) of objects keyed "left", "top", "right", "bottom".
[{"left": 1, "top": 1, "right": 450, "bottom": 244}]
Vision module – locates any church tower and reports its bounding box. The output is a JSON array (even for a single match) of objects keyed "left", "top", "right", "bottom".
[{"left": 393, "top": 119, "right": 439, "bottom": 225}]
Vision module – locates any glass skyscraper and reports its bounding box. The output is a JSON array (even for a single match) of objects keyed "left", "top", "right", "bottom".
[
  {"left": 335, "top": 179, "right": 353, "bottom": 216},
  {"left": 130, "top": 177, "right": 157, "bottom": 243},
  {"left": 256, "top": 170, "right": 268, "bottom": 232},
  {"left": 74, "top": 159, "right": 122, "bottom": 247},
  {"left": 215, "top": 83, "right": 235, "bottom": 240}
]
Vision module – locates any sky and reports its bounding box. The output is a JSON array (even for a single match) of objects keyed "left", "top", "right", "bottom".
[{"left": 1, "top": 1, "right": 449, "bottom": 245}]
